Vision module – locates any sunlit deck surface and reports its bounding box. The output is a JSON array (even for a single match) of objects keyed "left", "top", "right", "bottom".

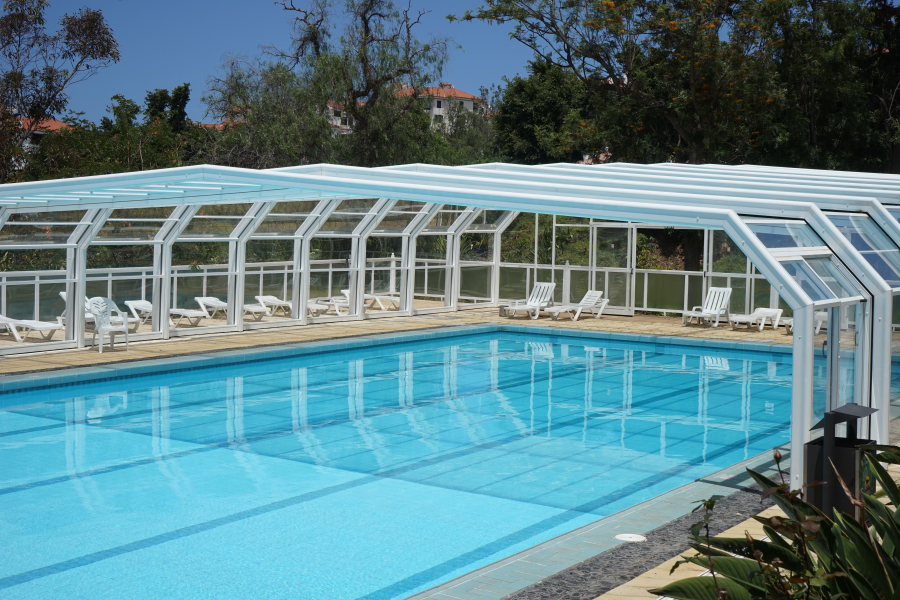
[{"left": 0, "top": 308, "right": 806, "bottom": 376}]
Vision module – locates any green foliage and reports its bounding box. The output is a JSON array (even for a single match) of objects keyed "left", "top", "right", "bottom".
[
  {"left": 493, "top": 59, "right": 588, "bottom": 164},
  {"left": 457, "top": 0, "right": 900, "bottom": 171},
  {"left": 0, "top": 0, "right": 120, "bottom": 181},
  {"left": 652, "top": 446, "right": 900, "bottom": 600},
  {"left": 16, "top": 84, "right": 206, "bottom": 181}
]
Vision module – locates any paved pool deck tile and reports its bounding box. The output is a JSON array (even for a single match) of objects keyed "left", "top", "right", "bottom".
[
  {"left": 405, "top": 448, "right": 785, "bottom": 600},
  {"left": 0, "top": 309, "right": 798, "bottom": 379}
]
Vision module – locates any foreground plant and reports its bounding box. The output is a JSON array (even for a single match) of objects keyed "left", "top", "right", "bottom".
[{"left": 651, "top": 446, "right": 900, "bottom": 600}]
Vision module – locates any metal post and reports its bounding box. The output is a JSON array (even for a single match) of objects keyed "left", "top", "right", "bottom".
[{"left": 791, "top": 304, "right": 815, "bottom": 491}]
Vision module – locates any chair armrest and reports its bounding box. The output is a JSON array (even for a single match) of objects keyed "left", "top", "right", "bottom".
[{"left": 689, "top": 306, "right": 703, "bottom": 312}]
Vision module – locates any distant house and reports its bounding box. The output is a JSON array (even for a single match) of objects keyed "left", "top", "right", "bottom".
[
  {"left": 326, "top": 83, "right": 483, "bottom": 134},
  {"left": 18, "top": 118, "right": 69, "bottom": 153},
  {"left": 398, "top": 82, "right": 482, "bottom": 126}
]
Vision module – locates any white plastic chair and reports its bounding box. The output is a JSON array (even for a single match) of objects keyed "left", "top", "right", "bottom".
[
  {"left": 60, "top": 291, "right": 140, "bottom": 332},
  {"left": 544, "top": 290, "right": 608, "bottom": 321},
  {"left": 683, "top": 287, "right": 732, "bottom": 328},
  {"left": 500, "top": 282, "right": 556, "bottom": 320},
  {"left": 87, "top": 297, "right": 129, "bottom": 353}
]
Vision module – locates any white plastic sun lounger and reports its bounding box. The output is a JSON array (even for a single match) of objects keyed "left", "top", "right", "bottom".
[
  {"left": 544, "top": 290, "right": 608, "bottom": 321},
  {"left": 780, "top": 311, "right": 828, "bottom": 335},
  {"left": 194, "top": 297, "right": 271, "bottom": 321},
  {"left": 307, "top": 301, "right": 332, "bottom": 317},
  {"left": 683, "top": 287, "right": 732, "bottom": 328},
  {"left": 256, "top": 295, "right": 293, "bottom": 317},
  {"left": 0, "top": 315, "right": 65, "bottom": 342},
  {"left": 729, "top": 308, "right": 783, "bottom": 331},
  {"left": 500, "top": 282, "right": 556, "bottom": 320},
  {"left": 125, "top": 300, "right": 208, "bottom": 328},
  {"left": 339, "top": 289, "right": 400, "bottom": 311}
]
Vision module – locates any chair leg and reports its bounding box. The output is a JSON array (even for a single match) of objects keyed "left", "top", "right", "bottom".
[{"left": 572, "top": 309, "right": 582, "bottom": 321}]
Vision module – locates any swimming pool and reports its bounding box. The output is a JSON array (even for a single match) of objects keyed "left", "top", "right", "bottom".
[{"left": 0, "top": 329, "right": 793, "bottom": 599}]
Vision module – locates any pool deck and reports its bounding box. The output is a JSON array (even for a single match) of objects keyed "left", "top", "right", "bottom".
[{"left": 0, "top": 308, "right": 796, "bottom": 377}]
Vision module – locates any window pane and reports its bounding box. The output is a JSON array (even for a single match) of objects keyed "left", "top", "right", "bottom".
[
  {"left": 460, "top": 233, "right": 493, "bottom": 262},
  {"left": 595, "top": 228, "right": 628, "bottom": 268},
  {"left": 780, "top": 260, "right": 836, "bottom": 301},
  {"left": 500, "top": 213, "right": 535, "bottom": 264},
  {"left": 827, "top": 214, "right": 900, "bottom": 287},
  {"left": 746, "top": 221, "right": 825, "bottom": 248},
  {"left": 711, "top": 230, "right": 747, "bottom": 273}
]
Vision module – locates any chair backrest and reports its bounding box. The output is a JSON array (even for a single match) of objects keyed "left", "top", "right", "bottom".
[
  {"left": 528, "top": 282, "right": 556, "bottom": 305},
  {"left": 257, "top": 295, "right": 278, "bottom": 303},
  {"left": 87, "top": 297, "right": 114, "bottom": 328},
  {"left": 578, "top": 290, "right": 603, "bottom": 306},
  {"left": 703, "top": 287, "right": 732, "bottom": 313}
]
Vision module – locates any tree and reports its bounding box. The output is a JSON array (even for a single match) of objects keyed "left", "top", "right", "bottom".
[
  {"left": 202, "top": 58, "right": 338, "bottom": 169},
  {"left": 17, "top": 86, "right": 204, "bottom": 181},
  {"left": 274, "top": 0, "right": 452, "bottom": 167},
  {"left": 0, "top": 0, "right": 120, "bottom": 180},
  {"left": 492, "top": 59, "right": 587, "bottom": 164},
  {"left": 454, "top": 0, "right": 786, "bottom": 164}
]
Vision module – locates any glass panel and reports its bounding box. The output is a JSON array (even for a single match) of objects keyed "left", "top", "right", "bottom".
[
  {"left": 780, "top": 260, "right": 836, "bottom": 302},
  {"left": 746, "top": 221, "right": 825, "bottom": 248},
  {"left": 634, "top": 273, "right": 646, "bottom": 308},
  {"left": 422, "top": 205, "right": 468, "bottom": 233},
  {"left": 459, "top": 266, "right": 491, "bottom": 299},
  {"left": 172, "top": 242, "right": 230, "bottom": 267},
  {"left": 537, "top": 214, "right": 553, "bottom": 265},
  {"left": 460, "top": 233, "right": 493, "bottom": 262},
  {"left": 500, "top": 213, "right": 535, "bottom": 264},
  {"left": 7, "top": 210, "right": 86, "bottom": 222},
  {"left": 555, "top": 227, "right": 590, "bottom": 266},
  {"left": 246, "top": 239, "right": 295, "bottom": 263},
  {"left": 688, "top": 275, "right": 704, "bottom": 310},
  {"left": 556, "top": 215, "right": 590, "bottom": 225},
  {"left": 711, "top": 230, "right": 747, "bottom": 273},
  {"left": 87, "top": 245, "right": 153, "bottom": 268},
  {"left": 467, "top": 210, "right": 507, "bottom": 231},
  {"left": 731, "top": 278, "right": 747, "bottom": 314},
  {"left": 753, "top": 278, "right": 771, "bottom": 311},
  {"left": 804, "top": 257, "right": 863, "bottom": 299},
  {"left": 595, "top": 228, "right": 628, "bottom": 268},
  {"left": 415, "top": 235, "right": 448, "bottom": 260},
  {"left": 310, "top": 237, "right": 352, "bottom": 261},
  {"left": 95, "top": 220, "right": 166, "bottom": 241},
  {"left": 0, "top": 248, "right": 67, "bottom": 271},
  {"left": 38, "top": 282, "right": 66, "bottom": 321},
  {"left": 195, "top": 203, "right": 253, "bottom": 217},
  {"left": 179, "top": 217, "right": 243, "bottom": 239},
  {"left": 110, "top": 207, "right": 175, "bottom": 219},
  {"left": 253, "top": 215, "right": 307, "bottom": 237},
  {"left": 636, "top": 228, "right": 703, "bottom": 271},
  {"left": 319, "top": 198, "right": 379, "bottom": 234},
  {"left": 499, "top": 267, "right": 528, "bottom": 299},
  {"left": 827, "top": 214, "right": 900, "bottom": 287},
  {"left": 570, "top": 270, "right": 590, "bottom": 303},
  {"left": 5, "top": 284, "right": 34, "bottom": 320},
  {"left": 367, "top": 237, "right": 403, "bottom": 259},
  {"left": 0, "top": 224, "right": 77, "bottom": 245},
  {"left": 373, "top": 201, "right": 426, "bottom": 234},
  {"left": 646, "top": 273, "right": 685, "bottom": 310},
  {"left": 608, "top": 272, "right": 628, "bottom": 306}
]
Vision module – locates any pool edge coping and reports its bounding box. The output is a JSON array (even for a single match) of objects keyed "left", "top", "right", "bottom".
[{"left": 0, "top": 324, "right": 793, "bottom": 394}]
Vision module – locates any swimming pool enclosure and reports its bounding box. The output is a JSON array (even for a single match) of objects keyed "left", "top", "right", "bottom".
[{"left": 1, "top": 161, "right": 900, "bottom": 488}]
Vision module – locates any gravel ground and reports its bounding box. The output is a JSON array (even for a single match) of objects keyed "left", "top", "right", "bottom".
[{"left": 502, "top": 483, "right": 776, "bottom": 600}]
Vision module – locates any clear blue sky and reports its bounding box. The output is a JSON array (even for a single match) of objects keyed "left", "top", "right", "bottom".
[{"left": 44, "top": 0, "right": 535, "bottom": 123}]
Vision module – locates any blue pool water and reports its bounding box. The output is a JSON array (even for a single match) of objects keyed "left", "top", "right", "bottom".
[{"left": 0, "top": 331, "right": 793, "bottom": 599}]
